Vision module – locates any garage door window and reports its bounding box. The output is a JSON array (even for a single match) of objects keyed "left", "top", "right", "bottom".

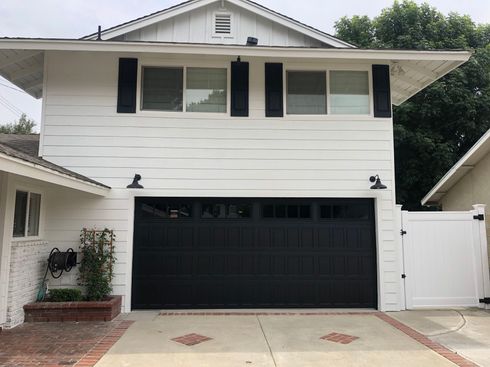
[
  {"left": 321, "top": 203, "right": 370, "bottom": 219},
  {"left": 201, "top": 203, "right": 251, "bottom": 218},
  {"left": 139, "top": 202, "right": 192, "bottom": 219},
  {"left": 263, "top": 204, "right": 311, "bottom": 219}
]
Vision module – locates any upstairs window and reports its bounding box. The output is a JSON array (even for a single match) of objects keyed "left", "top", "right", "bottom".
[
  {"left": 286, "top": 71, "right": 327, "bottom": 115},
  {"left": 186, "top": 68, "right": 227, "bottom": 113},
  {"left": 142, "top": 67, "right": 183, "bottom": 111},
  {"left": 330, "top": 71, "right": 369, "bottom": 114},
  {"left": 13, "top": 191, "right": 41, "bottom": 238},
  {"left": 141, "top": 66, "right": 227, "bottom": 113}
]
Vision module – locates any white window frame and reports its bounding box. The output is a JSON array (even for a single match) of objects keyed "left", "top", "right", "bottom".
[
  {"left": 12, "top": 189, "right": 43, "bottom": 240},
  {"left": 283, "top": 63, "right": 374, "bottom": 119},
  {"left": 137, "top": 59, "right": 231, "bottom": 117}
]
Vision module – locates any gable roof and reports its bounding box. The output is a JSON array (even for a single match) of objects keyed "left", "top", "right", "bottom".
[
  {"left": 422, "top": 129, "right": 490, "bottom": 206},
  {"left": 82, "top": 0, "right": 355, "bottom": 48},
  {"left": 0, "top": 134, "right": 110, "bottom": 192}
]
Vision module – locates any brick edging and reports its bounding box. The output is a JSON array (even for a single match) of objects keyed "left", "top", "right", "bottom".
[
  {"left": 375, "top": 313, "right": 479, "bottom": 367},
  {"left": 75, "top": 320, "right": 134, "bottom": 367}
]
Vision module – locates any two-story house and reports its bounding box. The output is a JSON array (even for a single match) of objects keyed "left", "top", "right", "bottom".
[{"left": 0, "top": 0, "right": 471, "bottom": 328}]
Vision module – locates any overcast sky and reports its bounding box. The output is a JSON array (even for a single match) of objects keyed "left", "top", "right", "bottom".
[{"left": 1, "top": 0, "right": 489, "bottom": 128}]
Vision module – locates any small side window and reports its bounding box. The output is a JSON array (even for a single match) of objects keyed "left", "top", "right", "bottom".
[{"left": 13, "top": 191, "right": 41, "bottom": 237}]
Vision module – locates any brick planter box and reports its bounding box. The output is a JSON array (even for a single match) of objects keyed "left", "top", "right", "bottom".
[{"left": 23, "top": 295, "right": 122, "bottom": 322}]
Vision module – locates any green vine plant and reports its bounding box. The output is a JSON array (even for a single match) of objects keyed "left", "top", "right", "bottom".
[{"left": 78, "top": 228, "right": 116, "bottom": 301}]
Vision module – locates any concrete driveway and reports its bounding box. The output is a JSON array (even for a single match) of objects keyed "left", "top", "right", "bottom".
[{"left": 94, "top": 309, "right": 485, "bottom": 367}]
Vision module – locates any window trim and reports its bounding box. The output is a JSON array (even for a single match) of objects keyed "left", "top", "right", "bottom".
[
  {"left": 283, "top": 64, "right": 373, "bottom": 118},
  {"left": 138, "top": 61, "right": 231, "bottom": 116},
  {"left": 12, "top": 189, "right": 43, "bottom": 240}
]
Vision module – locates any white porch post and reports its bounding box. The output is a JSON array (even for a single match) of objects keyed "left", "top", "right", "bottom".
[{"left": 473, "top": 204, "right": 490, "bottom": 309}]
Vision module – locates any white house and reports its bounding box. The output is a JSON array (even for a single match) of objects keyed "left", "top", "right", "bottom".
[{"left": 0, "top": 0, "right": 471, "bottom": 328}]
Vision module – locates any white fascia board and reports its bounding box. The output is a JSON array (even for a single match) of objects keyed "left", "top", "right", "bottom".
[
  {"left": 421, "top": 129, "right": 490, "bottom": 206},
  {"left": 0, "top": 153, "right": 110, "bottom": 197},
  {"left": 0, "top": 39, "right": 473, "bottom": 62}
]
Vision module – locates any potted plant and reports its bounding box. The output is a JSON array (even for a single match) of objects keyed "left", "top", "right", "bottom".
[{"left": 24, "top": 228, "right": 121, "bottom": 322}]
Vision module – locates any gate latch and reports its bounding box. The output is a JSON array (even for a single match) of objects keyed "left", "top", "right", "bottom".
[
  {"left": 401, "top": 274, "right": 406, "bottom": 279},
  {"left": 400, "top": 230, "right": 407, "bottom": 235},
  {"left": 474, "top": 214, "right": 485, "bottom": 221}
]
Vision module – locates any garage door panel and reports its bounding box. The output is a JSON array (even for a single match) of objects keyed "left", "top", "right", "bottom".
[{"left": 132, "top": 198, "right": 376, "bottom": 309}]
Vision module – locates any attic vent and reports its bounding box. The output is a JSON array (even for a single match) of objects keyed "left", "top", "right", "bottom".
[{"left": 214, "top": 13, "right": 232, "bottom": 35}]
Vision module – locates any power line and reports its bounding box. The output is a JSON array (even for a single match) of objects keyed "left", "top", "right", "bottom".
[
  {"left": 0, "top": 94, "right": 23, "bottom": 116},
  {"left": 0, "top": 81, "right": 27, "bottom": 94}
]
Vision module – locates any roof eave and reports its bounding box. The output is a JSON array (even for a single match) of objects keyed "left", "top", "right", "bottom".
[
  {"left": 0, "top": 152, "right": 110, "bottom": 196},
  {"left": 421, "top": 129, "right": 490, "bottom": 206}
]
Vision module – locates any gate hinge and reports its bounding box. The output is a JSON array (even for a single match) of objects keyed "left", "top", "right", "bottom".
[
  {"left": 400, "top": 229, "right": 407, "bottom": 236},
  {"left": 479, "top": 297, "right": 490, "bottom": 304},
  {"left": 401, "top": 274, "right": 406, "bottom": 279},
  {"left": 474, "top": 214, "right": 485, "bottom": 221}
]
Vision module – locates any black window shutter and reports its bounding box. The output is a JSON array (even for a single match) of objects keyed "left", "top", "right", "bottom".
[
  {"left": 117, "top": 58, "right": 138, "bottom": 113},
  {"left": 372, "top": 64, "right": 391, "bottom": 118},
  {"left": 265, "top": 63, "right": 283, "bottom": 117},
  {"left": 231, "top": 61, "right": 249, "bottom": 117}
]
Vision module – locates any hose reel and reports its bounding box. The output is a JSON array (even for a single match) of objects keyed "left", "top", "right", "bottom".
[{"left": 36, "top": 248, "right": 78, "bottom": 301}]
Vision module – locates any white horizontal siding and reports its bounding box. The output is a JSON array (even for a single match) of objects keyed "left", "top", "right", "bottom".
[{"left": 41, "top": 50, "right": 400, "bottom": 311}]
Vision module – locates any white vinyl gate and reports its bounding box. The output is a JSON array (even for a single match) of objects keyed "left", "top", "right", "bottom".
[{"left": 401, "top": 205, "right": 490, "bottom": 309}]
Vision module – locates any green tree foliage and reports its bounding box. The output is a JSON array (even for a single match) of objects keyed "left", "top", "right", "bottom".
[
  {"left": 335, "top": 1, "right": 490, "bottom": 209},
  {"left": 0, "top": 113, "right": 36, "bottom": 134}
]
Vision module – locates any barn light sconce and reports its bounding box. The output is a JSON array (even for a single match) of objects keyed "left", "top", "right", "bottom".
[
  {"left": 369, "top": 175, "right": 387, "bottom": 190},
  {"left": 247, "top": 37, "right": 258, "bottom": 46},
  {"left": 127, "top": 174, "right": 144, "bottom": 189}
]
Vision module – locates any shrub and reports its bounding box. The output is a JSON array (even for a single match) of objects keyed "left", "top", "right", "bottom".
[
  {"left": 47, "top": 288, "right": 83, "bottom": 302},
  {"left": 78, "top": 228, "right": 116, "bottom": 301}
]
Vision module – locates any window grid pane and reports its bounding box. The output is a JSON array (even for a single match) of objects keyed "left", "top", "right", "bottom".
[
  {"left": 13, "top": 191, "right": 28, "bottom": 237},
  {"left": 27, "top": 193, "right": 41, "bottom": 236},
  {"left": 142, "top": 67, "right": 183, "bottom": 111},
  {"left": 186, "top": 68, "right": 227, "bottom": 113},
  {"left": 330, "top": 71, "right": 369, "bottom": 114},
  {"left": 287, "top": 71, "right": 326, "bottom": 115}
]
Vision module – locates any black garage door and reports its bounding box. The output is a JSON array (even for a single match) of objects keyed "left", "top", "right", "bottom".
[{"left": 132, "top": 198, "right": 377, "bottom": 309}]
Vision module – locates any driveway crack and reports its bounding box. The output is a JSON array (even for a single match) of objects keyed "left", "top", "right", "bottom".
[
  {"left": 256, "top": 315, "right": 278, "bottom": 367},
  {"left": 426, "top": 310, "right": 467, "bottom": 337}
]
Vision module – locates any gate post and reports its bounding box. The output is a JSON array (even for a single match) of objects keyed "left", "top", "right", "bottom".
[{"left": 473, "top": 204, "right": 490, "bottom": 309}]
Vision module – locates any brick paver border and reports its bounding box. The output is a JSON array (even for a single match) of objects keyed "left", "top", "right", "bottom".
[
  {"left": 375, "top": 313, "right": 478, "bottom": 367},
  {"left": 159, "top": 311, "right": 478, "bottom": 367},
  {"left": 75, "top": 320, "right": 134, "bottom": 367}
]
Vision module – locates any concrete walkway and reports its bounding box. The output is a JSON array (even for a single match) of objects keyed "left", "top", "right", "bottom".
[
  {"left": 94, "top": 310, "right": 468, "bottom": 367},
  {"left": 390, "top": 309, "right": 490, "bottom": 367}
]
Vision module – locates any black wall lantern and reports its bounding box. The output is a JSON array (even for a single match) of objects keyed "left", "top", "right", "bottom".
[
  {"left": 127, "top": 174, "right": 144, "bottom": 188},
  {"left": 369, "top": 175, "right": 387, "bottom": 190}
]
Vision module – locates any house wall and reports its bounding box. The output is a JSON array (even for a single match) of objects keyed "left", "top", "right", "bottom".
[
  {"left": 40, "top": 50, "right": 400, "bottom": 311},
  {"left": 0, "top": 172, "right": 53, "bottom": 328},
  {"left": 115, "top": 1, "right": 327, "bottom": 47},
  {"left": 441, "top": 152, "right": 490, "bottom": 266}
]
